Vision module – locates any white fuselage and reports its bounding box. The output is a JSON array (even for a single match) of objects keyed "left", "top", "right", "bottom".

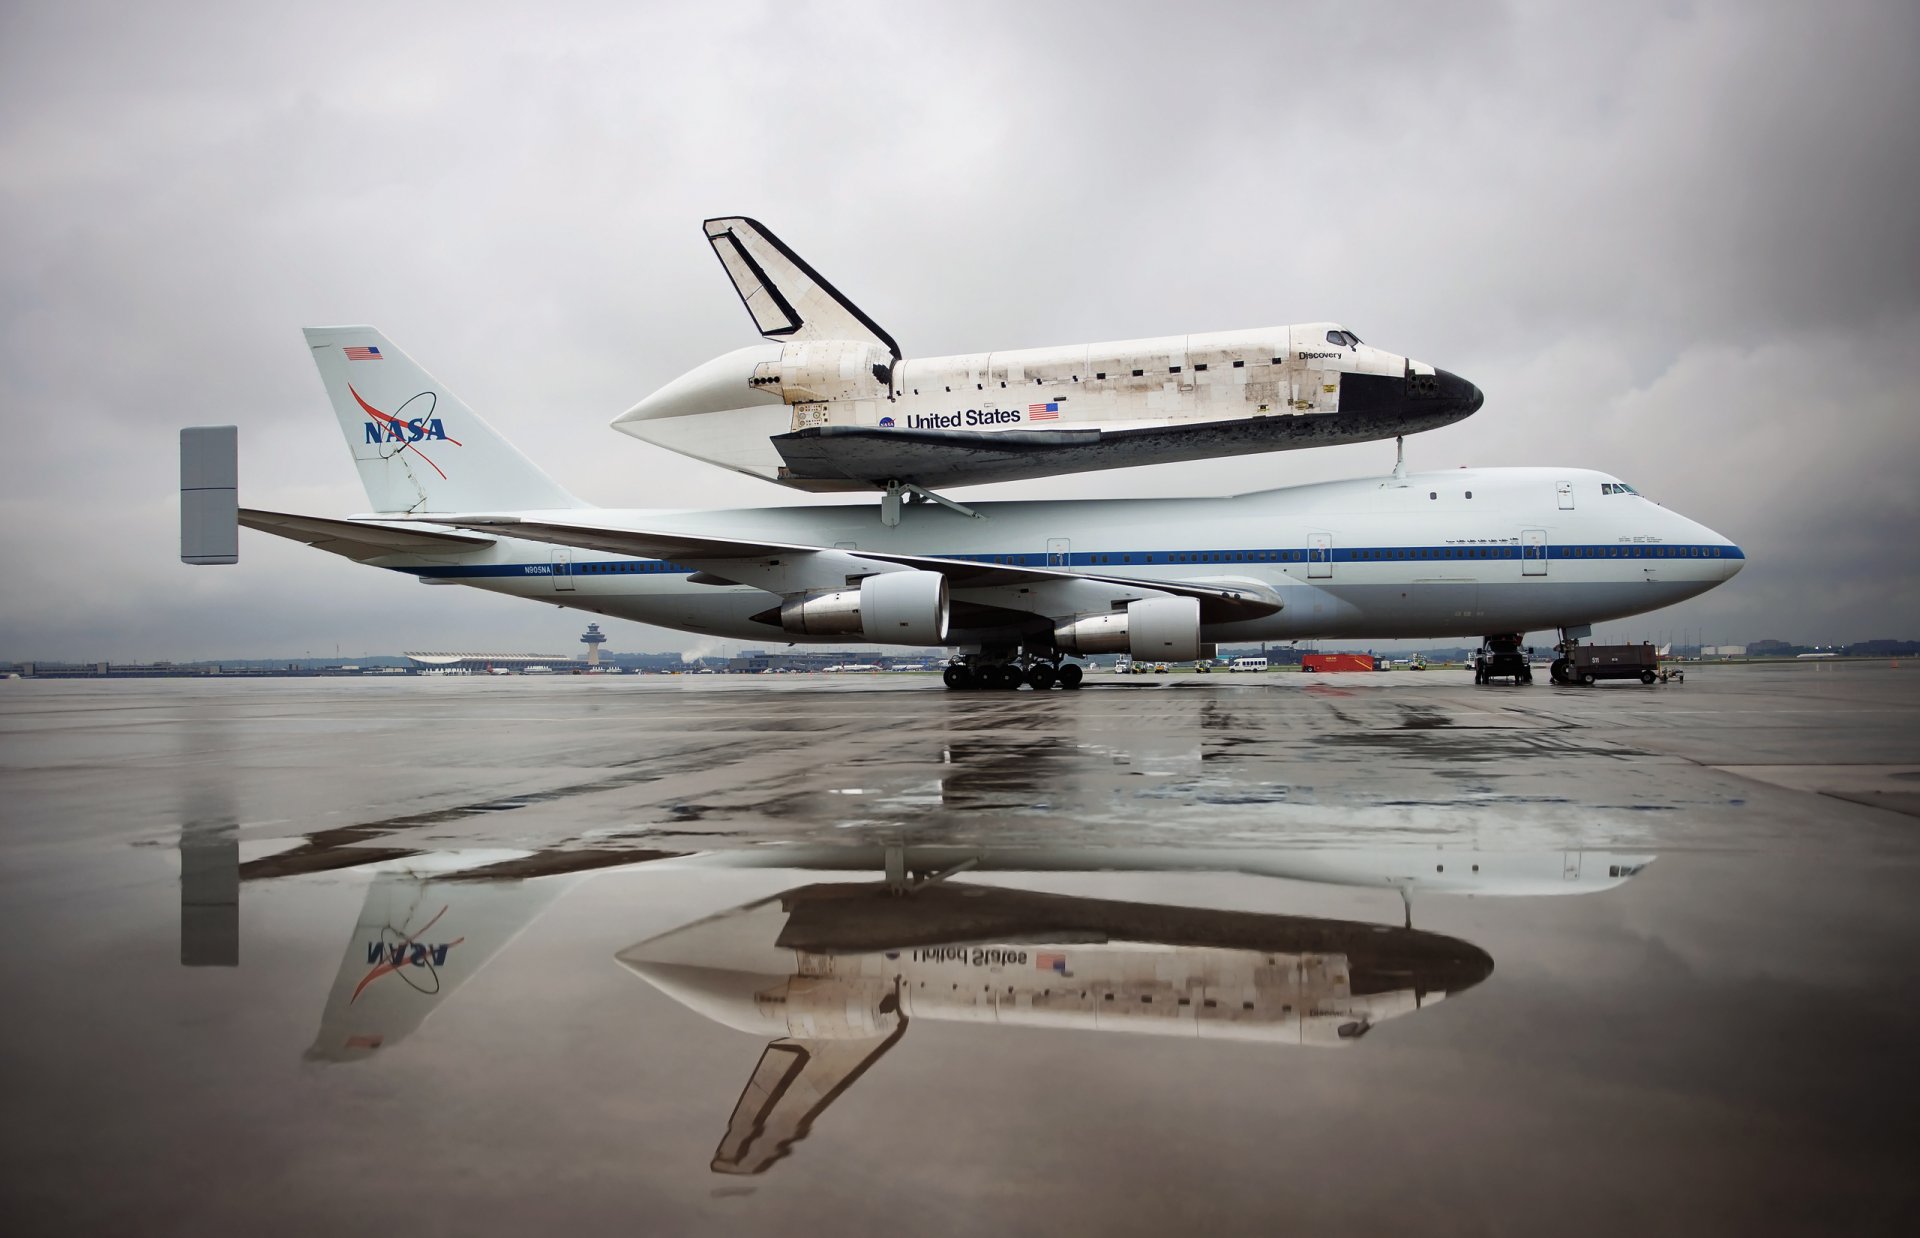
[
  {"left": 615, "top": 323, "right": 1470, "bottom": 491},
  {"left": 379, "top": 466, "right": 1741, "bottom": 646}
]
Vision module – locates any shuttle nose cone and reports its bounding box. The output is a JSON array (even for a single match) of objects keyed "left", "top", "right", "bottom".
[{"left": 1434, "top": 368, "right": 1484, "bottom": 417}]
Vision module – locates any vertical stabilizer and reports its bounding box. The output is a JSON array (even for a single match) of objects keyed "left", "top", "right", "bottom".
[
  {"left": 702, "top": 218, "right": 899, "bottom": 360},
  {"left": 303, "top": 326, "right": 582, "bottom": 514},
  {"left": 305, "top": 872, "right": 569, "bottom": 1062}
]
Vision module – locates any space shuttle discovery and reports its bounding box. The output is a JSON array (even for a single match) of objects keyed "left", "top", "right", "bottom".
[
  {"left": 619, "top": 879, "right": 1496, "bottom": 1175},
  {"left": 614, "top": 218, "right": 1485, "bottom": 494}
]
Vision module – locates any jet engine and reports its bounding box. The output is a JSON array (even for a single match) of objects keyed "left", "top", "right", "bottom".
[
  {"left": 779, "top": 570, "right": 950, "bottom": 644},
  {"left": 1053, "top": 596, "right": 1202, "bottom": 661}
]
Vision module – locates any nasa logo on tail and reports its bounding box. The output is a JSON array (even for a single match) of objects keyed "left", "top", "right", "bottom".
[{"left": 348, "top": 378, "right": 464, "bottom": 479}]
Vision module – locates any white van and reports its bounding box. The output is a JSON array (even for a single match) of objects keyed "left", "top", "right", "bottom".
[{"left": 1230, "top": 657, "right": 1269, "bottom": 672}]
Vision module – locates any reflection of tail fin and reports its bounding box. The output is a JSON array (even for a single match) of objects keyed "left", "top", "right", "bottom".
[
  {"left": 701, "top": 217, "right": 899, "bottom": 360},
  {"left": 305, "top": 872, "right": 568, "bottom": 1063},
  {"left": 711, "top": 1028, "right": 906, "bottom": 1175},
  {"left": 303, "top": 326, "right": 582, "bottom": 515}
]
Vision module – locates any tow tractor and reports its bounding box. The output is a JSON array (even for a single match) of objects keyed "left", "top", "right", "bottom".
[
  {"left": 1473, "top": 634, "right": 1533, "bottom": 685},
  {"left": 1552, "top": 642, "right": 1666, "bottom": 686}
]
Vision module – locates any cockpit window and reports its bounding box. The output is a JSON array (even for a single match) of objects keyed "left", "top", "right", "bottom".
[
  {"left": 1324, "top": 329, "right": 1362, "bottom": 347},
  {"left": 1601, "top": 482, "right": 1640, "bottom": 496}
]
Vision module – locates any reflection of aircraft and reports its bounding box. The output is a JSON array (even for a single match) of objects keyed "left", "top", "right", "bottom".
[
  {"left": 674, "top": 845, "right": 1657, "bottom": 901},
  {"left": 614, "top": 217, "right": 1484, "bottom": 494},
  {"left": 618, "top": 878, "right": 1494, "bottom": 1176},
  {"left": 303, "top": 865, "right": 572, "bottom": 1062},
  {"left": 279, "top": 844, "right": 1650, "bottom": 1069}
]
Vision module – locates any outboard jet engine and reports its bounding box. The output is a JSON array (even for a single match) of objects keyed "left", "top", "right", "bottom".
[{"left": 1053, "top": 596, "right": 1202, "bottom": 662}]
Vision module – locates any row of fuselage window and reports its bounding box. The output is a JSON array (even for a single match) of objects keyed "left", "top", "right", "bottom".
[
  {"left": 564, "top": 544, "right": 1734, "bottom": 576},
  {"left": 905, "top": 356, "right": 1290, "bottom": 396}
]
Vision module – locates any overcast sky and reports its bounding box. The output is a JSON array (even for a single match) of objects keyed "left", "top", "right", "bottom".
[{"left": 2, "top": 0, "right": 1915, "bottom": 661}]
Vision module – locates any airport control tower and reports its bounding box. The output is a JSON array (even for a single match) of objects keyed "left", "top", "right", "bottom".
[{"left": 579, "top": 623, "right": 608, "bottom": 667}]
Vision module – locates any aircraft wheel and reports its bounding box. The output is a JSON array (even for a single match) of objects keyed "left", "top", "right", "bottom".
[
  {"left": 1000, "top": 665, "right": 1025, "bottom": 690},
  {"left": 1580, "top": 672, "right": 1596, "bottom": 686},
  {"left": 1550, "top": 658, "right": 1571, "bottom": 684},
  {"left": 1057, "top": 663, "right": 1084, "bottom": 690},
  {"left": 1025, "top": 663, "right": 1056, "bottom": 690},
  {"left": 1641, "top": 670, "right": 1657, "bottom": 685},
  {"left": 942, "top": 665, "right": 972, "bottom": 691}
]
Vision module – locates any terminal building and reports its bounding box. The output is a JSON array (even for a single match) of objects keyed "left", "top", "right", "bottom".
[{"left": 403, "top": 652, "right": 573, "bottom": 674}]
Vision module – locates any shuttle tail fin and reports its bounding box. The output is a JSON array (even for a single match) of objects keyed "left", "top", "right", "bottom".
[
  {"left": 711, "top": 1030, "right": 906, "bottom": 1175},
  {"left": 303, "top": 326, "right": 583, "bottom": 514},
  {"left": 702, "top": 217, "right": 900, "bottom": 360}
]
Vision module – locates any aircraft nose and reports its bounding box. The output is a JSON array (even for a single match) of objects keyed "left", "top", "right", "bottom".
[{"left": 1434, "top": 368, "right": 1484, "bottom": 417}]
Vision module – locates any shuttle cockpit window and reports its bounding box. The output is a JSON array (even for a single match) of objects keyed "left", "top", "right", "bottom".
[{"left": 1324, "top": 329, "right": 1362, "bottom": 348}]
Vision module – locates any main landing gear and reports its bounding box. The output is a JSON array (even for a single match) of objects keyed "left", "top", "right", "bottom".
[{"left": 943, "top": 654, "right": 1085, "bottom": 691}]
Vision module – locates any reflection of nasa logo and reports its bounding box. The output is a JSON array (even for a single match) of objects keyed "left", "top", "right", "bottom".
[
  {"left": 879, "top": 416, "right": 896, "bottom": 428},
  {"left": 349, "top": 906, "right": 467, "bottom": 1003}
]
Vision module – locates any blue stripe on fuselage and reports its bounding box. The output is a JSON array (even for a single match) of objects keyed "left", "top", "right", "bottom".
[{"left": 400, "top": 542, "right": 1744, "bottom": 579}]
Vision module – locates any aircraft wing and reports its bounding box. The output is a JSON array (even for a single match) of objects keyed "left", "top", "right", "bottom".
[
  {"left": 703, "top": 216, "right": 900, "bottom": 360},
  {"left": 241, "top": 509, "right": 494, "bottom": 561},
  {"left": 437, "top": 516, "right": 1283, "bottom": 623},
  {"left": 711, "top": 1030, "right": 907, "bottom": 1175}
]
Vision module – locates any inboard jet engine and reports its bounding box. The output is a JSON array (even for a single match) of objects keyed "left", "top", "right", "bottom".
[{"left": 613, "top": 217, "right": 1484, "bottom": 496}]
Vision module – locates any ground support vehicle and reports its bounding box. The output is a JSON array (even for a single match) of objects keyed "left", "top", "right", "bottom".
[
  {"left": 1473, "top": 635, "right": 1533, "bottom": 685},
  {"left": 1552, "top": 642, "right": 1661, "bottom": 686}
]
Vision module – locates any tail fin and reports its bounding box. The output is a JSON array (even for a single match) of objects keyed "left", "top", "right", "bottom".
[
  {"left": 305, "top": 870, "right": 569, "bottom": 1063},
  {"left": 304, "top": 326, "right": 582, "bottom": 514},
  {"left": 702, "top": 217, "right": 899, "bottom": 360}
]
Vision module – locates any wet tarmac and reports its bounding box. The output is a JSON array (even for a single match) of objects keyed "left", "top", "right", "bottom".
[{"left": 2, "top": 664, "right": 1917, "bottom": 1235}]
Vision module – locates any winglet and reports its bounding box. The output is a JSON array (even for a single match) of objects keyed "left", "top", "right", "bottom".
[
  {"left": 181, "top": 426, "right": 238, "bottom": 564},
  {"left": 702, "top": 217, "right": 900, "bottom": 360}
]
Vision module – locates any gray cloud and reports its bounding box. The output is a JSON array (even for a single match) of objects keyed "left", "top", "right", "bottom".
[{"left": 2, "top": 0, "right": 1916, "bottom": 659}]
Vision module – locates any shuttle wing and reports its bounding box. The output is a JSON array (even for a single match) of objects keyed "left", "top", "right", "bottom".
[
  {"left": 712, "top": 1031, "right": 906, "bottom": 1175},
  {"left": 437, "top": 516, "right": 1283, "bottom": 622},
  {"left": 241, "top": 509, "right": 493, "bottom": 561},
  {"left": 703, "top": 216, "right": 900, "bottom": 360}
]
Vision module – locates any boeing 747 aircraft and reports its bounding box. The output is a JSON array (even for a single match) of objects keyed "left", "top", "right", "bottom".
[
  {"left": 183, "top": 328, "right": 1743, "bottom": 689},
  {"left": 614, "top": 217, "right": 1484, "bottom": 500}
]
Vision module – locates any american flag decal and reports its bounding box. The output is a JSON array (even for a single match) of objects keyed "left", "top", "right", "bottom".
[
  {"left": 1027, "top": 402, "right": 1060, "bottom": 421},
  {"left": 1036, "top": 952, "right": 1068, "bottom": 973},
  {"left": 344, "top": 345, "right": 382, "bottom": 361}
]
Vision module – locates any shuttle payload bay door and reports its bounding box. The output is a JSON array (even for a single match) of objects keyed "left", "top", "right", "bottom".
[
  {"left": 551, "top": 547, "right": 575, "bottom": 591},
  {"left": 1521, "top": 529, "right": 1548, "bottom": 576},
  {"left": 1309, "top": 534, "right": 1333, "bottom": 579},
  {"left": 1046, "top": 538, "right": 1071, "bottom": 567}
]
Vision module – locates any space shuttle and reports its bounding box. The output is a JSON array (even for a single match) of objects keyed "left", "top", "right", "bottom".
[
  {"left": 618, "top": 845, "right": 1655, "bottom": 1175},
  {"left": 618, "top": 878, "right": 1495, "bottom": 1176},
  {"left": 613, "top": 218, "right": 1484, "bottom": 499}
]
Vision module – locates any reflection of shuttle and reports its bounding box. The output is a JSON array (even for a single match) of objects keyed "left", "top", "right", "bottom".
[
  {"left": 614, "top": 217, "right": 1484, "bottom": 494},
  {"left": 618, "top": 880, "right": 1494, "bottom": 1176},
  {"left": 304, "top": 868, "right": 569, "bottom": 1062}
]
